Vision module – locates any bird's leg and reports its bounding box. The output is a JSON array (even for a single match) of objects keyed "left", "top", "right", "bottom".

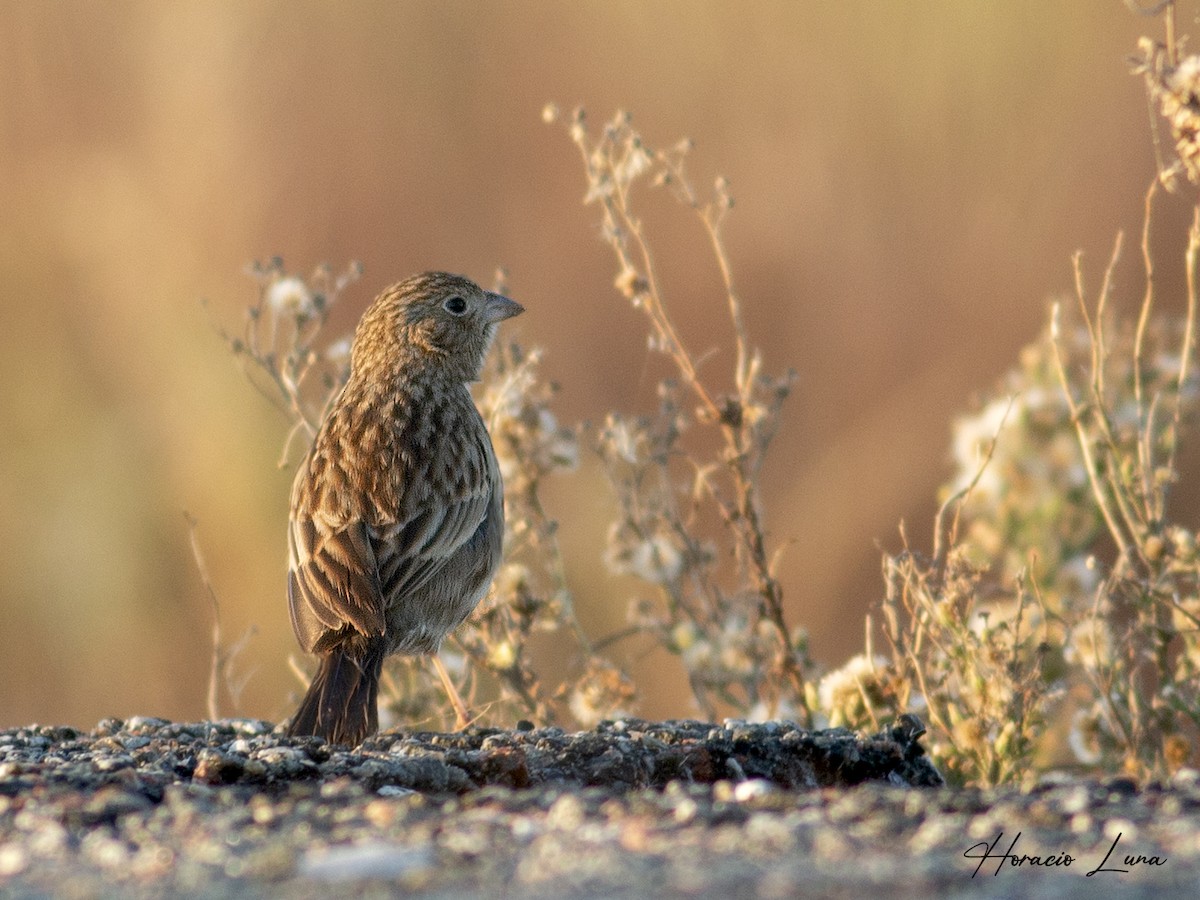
[{"left": 431, "top": 654, "right": 471, "bottom": 730}]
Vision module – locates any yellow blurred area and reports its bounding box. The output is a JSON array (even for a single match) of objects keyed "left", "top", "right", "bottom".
[{"left": 0, "top": 2, "right": 1183, "bottom": 728}]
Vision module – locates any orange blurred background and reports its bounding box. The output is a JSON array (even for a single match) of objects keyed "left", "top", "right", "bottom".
[{"left": 0, "top": 2, "right": 1190, "bottom": 728}]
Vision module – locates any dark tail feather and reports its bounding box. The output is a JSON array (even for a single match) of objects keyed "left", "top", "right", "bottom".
[{"left": 286, "top": 642, "right": 386, "bottom": 746}]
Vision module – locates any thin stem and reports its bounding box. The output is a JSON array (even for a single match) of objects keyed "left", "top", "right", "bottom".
[
  {"left": 1179, "top": 205, "right": 1200, "bottom": 391},
  {"left": 1050, "top": 305, "right": 1131, "bottom": 560},
  {"left": 1134, "top": 180, "right": 1159, "bottom": 415},
  {"left": 1093, "top": 231, "right": 1125, "bottom": 403},
  {"left": 184, "top": 512, "right": 223, "bottom": 722},
  {"left": 703, "top": 210, "right": 751, "bottom": 399},
  {"left": 932, "top": 396, "right": 1012, "bottom": 572}
]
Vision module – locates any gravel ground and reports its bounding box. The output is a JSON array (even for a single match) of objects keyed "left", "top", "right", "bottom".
[{"left": 0, "top": 716, "right": 1197, "bottom": 898}]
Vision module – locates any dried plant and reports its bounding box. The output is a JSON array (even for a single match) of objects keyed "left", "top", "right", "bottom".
[
  {"left": 876, "top": 548, "right": 1050, "bottom": 788},
  {"left": 809, "top": 5, "right": 1200, "bottom": 786},
  {"left": 818, "top": 224, "right": 1200, "bottom": 785},
  {"left": 802, "top": 384, "right": 1057, "bottom": 787},
  {"left": 822, "top": 197, "right": 1200, "bottom": 785},
  {"left": 545, "top": 105, "right": 810, "bottom": 723}
]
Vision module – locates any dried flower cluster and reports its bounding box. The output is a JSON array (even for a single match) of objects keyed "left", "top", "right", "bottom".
[
  {"left": 1041, "top": 205, "right": 1200, "bottom": 778},
  {"left": 1135, "top": 33, "right": 1200, "bottom": 185}
]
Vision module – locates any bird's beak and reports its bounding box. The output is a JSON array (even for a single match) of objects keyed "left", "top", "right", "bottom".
[{"left": 483, "top": 292, "right": 524, "bottom": 323}]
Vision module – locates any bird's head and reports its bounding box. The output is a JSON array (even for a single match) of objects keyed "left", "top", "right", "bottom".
[{"left": 351, "top": 272, "right": 524, "bottom": 383}]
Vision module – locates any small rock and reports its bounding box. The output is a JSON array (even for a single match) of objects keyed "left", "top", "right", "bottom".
[{"left": 299, "top": 842, "right": 434, "bottom": 881}]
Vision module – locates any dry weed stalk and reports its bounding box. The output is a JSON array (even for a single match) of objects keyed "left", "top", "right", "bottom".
[
  {"left": 547, "top": 106, "right": 808, "bottom": 722},
  {"left": 184, "top": 511, "right": 256, "bottom": 720},
  {"left": 852, "top": 184, "right": 1200, "bottom": 784}
]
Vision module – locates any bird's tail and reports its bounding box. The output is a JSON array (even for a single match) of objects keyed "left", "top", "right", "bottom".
[{"left": 286, "top": 641, "right": 386, "bottom": 746}]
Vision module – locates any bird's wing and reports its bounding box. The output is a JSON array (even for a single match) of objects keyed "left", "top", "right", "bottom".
[
  {"left": 287, "top": 456, "right": 497, "bottom": 653},
  {"left": 372, "top": 474, "right": 495, "bottom": 608},
  {"left": 288, "top": 516, "right": 388, "bottom": 653}
]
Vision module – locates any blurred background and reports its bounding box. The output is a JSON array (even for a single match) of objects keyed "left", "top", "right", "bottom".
[{"left": 1, "top": 1, "right": 1193, "bottom": 728}]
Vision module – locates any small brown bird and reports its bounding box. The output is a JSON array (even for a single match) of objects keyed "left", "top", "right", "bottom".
[{"left": 285, "top": 272, "right": 523, "bottom": 745}]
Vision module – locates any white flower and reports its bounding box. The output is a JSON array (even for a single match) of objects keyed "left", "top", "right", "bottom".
[
  {"left": 949, "top": 398, "right": 1012, "bottom": 496},
  {"left": 816, "top": 653, "right": 886, "bottom": 717},
  {"left": 496, "top": 452, "right": 518, "bottom": 483},
  {"left": 545, "top": 428, "right": 579, "bottom": 471},
  {"left": 603, "top": 416, "right": 642, "bottom": 465},
  {"left": 324, "top": 337, "right": 351, "bottom": 366},
  {"left": 614, "top": 143, "right": 652, "bottom": 186},
  {"left": 1168, "top": 55, "right": 1200, "bottom": 95},
  {"left": 487, "top": 640, "right": 516, "bottom": 671},
  {"left": 680, "top": 637, "right": 715, "bottom": 678},
  {"left": 747, "top": 699, "right": 798, "bottom": 723},
  {"left": 1063, "top": 619, "right": 1112, "bottom": 670},
  {"left": 267, "top": 276, "right": 315, "bottom": 317},
  {"left": 627, "top": 534, "right": 682, "bottom": 584},
  {"left": 483, "top": 368, "right": 533, "bottom": 422},
  {"left": 535, "top": 410, "right": 580, "bottom": 472},
  {"left": 1058, "top": 555, "right": 1100, "bottom": 596},
  {"left": 491, "top": 563, "right": 529, "bottom": 599}
]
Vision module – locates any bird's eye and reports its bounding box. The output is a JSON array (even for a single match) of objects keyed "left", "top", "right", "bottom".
[{"left": 443, "top": 296, "right": 468, "bottom": 316}]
